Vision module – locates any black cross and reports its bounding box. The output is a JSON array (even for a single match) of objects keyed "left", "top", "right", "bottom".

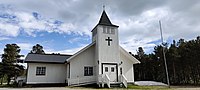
[{"left": 105, "top": 37, "right": 112, "bottom": 46}]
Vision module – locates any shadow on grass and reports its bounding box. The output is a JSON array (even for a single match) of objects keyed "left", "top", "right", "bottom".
[{"left": 0, "top": 84, "right": 17, "bottom": 88}]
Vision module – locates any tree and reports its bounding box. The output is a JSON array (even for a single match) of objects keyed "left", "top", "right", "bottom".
[
  {"left": 1, "top": 44, "right": 24, "bottom": 85},
  {"left": 133, "top": 36, "right": 200, "bottom": 85},
  {"left": 30, "top": 44, "right": 45, "bottom": 54},
  {"left": 165, "top": 40, "right": 182, "bottom": 84},
  {"left": 0, "top": 62, "right": 4, "bottom": 85},
  {"left": 137, "top": 47, "right": 145, "bottom": 59}
]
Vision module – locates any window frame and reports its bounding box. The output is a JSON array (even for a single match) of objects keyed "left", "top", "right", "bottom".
[
  {"left": 105, "top": 67, "right": 108, "bottom": 72},
  {"left": 107, "top": 27, "right": 111, "bottom": 34},
  {"left": 111, "top": 67, "right": 115, "bottom": 72},
  {"left": 84, "top": 66, "right": 93, "bottom": 76},
  {"left": 36, "top": 67, "right": 46, "bottom": 76},
  {"left": 103, "top": 26, "right": 115, "bottom": 35},
  {"left": 103, "top": 27, "right": 106, "bottom": 33},
  {"left": 111, "top": 28, "right": 115, "bottom": 34}
]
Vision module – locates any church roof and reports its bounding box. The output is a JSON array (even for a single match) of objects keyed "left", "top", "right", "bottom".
[
  {"left": 25, "top": 53, "right": 72, "bottom": 63},
  {"left": 120, "top": 46, "right": 140, "bottom": 64},
  {"left": 97, "top": 10, "right": 119, "bottom": 27}
]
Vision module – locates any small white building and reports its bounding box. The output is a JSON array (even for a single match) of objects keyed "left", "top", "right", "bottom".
[{"left": 25, "top": 10, "right": 140, "bottom": 88}]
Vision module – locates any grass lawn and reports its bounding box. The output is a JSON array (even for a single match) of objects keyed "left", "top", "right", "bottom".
[
  {"left": 66, "top": 84, "right": 171, "bottom": 89},
  {"left": 0, "top": 84, "right": 17, "bottom": 88},
  {"left": 1, "top": 84, "right": 200, "bottom": 90},
  {"left": 127, "top": 84, "right": 170, "bottom": 89}
]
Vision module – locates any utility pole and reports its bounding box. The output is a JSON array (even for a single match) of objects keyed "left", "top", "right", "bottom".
[{"left": 159, "top": 20, "right": 170, "bottom": 87}]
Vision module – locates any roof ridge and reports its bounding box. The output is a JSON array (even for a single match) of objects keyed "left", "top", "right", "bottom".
[{"left": 28, "top": 53, "right": 72, "bottom": 56}]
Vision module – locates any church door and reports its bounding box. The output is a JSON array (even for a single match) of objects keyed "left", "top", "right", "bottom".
[{"left": 102, "top": 64, "right": 117, "bottom": 82}]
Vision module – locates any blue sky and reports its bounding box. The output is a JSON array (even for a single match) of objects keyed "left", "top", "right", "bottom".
[
  {"left": 0, "top": 4, "right": 92, "bottom": 58},
  {"left": 1, "top": 0, "right": 200, "bottom": 61}
]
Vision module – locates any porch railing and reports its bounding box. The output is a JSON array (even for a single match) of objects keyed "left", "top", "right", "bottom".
[
  {"left": 104, "top": 74, "right": 110, "bottom": 88},
  {"left": 67, "top": 76, "right": 96, "bottom": 86},
  {"left": 98, "top": 74, "right": 110, "bottom": 88},
  {"left": 120, "top": 74, "right": 128, "bottom": 88}
]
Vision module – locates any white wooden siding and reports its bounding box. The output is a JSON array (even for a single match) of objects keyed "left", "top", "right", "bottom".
[
  {"left": 69, "top": 44, "right": 96, "bottom": 83},
  {"left": 27, "top": 63, "right": 67, "bottom": 84},
  {"left": 120, "top": 52, "right": 135, "bottom": 83}
]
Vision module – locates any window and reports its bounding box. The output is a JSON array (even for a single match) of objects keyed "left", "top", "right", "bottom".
[
  {"left": 105, "top": 67, "right": 108, "bottom": 72},
  {"left": 107, "top": 27, "right": 111, "bottom": 34},
  {"left": 84, "top": 67, "right": 93, "bottom": 76},
  {"left": 120, "top": 67, "right": 122, "bottom": 74},
  {"left": 103, "top": 27, "right": 115, "bottom": 34},
  {"left": 111, "top": 67, "right": 115, "bottom": 72},
  {"left": 36, "top": 67, "right": 46, "bottom": 75},
  {"left": 111, "top": 28, "right": 115, "bottom": 34},
  {"left": 103, "top": 27, "right": 106, "bottom": 33}
]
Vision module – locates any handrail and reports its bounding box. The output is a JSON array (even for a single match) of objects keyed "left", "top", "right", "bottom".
[
  {"left": 121, "top": 74, "right": 128, "bottom": 88},
  {"left": 67, "top": 76, "right": 96, "bottom": 86},
  {"left": 104, "top": 74, "right": 110, "bottom": 88},
  {"left": 98, "top": 74, "right": 110, "bottom": 88}
]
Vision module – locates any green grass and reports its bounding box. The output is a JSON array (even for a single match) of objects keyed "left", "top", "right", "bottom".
[
  {"left": 127, "top": 84, "right": 170, "bottom": 90},
  {"left": 66, "top": 84, "right": 170, "bottom": 90},
  {"left": 0, "top": 84, "right": 17, "bottom": 88},
  {"left": 0, "top": 83, "right": 171, "bottom": 89}
]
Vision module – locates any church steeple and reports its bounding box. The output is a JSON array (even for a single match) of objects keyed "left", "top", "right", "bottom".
[
  {"left": 92, "top": 9, "right": 119, "bottom": 42},
  {"left": 97, "top": 10, "right": 118, "bottom": 27}
]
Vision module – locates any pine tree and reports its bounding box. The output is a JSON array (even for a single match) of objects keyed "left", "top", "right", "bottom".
[
  {"left": 1, "top": 44, "right": 24, "bottom": 85},
  {"left": 30, "top": 44, "right": 45, "bottom": 54}
]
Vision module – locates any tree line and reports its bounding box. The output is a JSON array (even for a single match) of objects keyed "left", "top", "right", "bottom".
[
  {"left": 0, "top": 44, "right": 45, "bottom": 85},
  {"left": 133, "top": 36, "right": 200, "bottom": 85}
]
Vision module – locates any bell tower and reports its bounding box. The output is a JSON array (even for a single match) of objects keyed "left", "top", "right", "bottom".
[{"left": 92, "top": 10, "right": 120, "bottom": 78}]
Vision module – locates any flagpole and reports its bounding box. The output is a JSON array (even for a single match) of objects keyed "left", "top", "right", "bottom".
[{"left": 159, "top": 20, "right": 170, "bottom": 87}]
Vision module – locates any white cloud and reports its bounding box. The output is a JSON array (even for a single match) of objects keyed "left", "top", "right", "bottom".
[
  {"left": 45, "top": 44, "right": 88, "bottom": 55},
  {"left": 0, "top": 37, "right": 10, "bottom": 41},
  {"left": 1, "top": 0, "right": 200, "bottom": 54},
  {"left": 117, "top": 7, "right": 171, "bottom": 54},
  {"left": 0, "top": 48, "right": 3, "bottom": 54},
  {"left": 0, "top": 5, "right": 85, "bottom": 37},
  {"left": 17, "top": 43, "right": 33, "bottom": 51},
  {"left": 54, "top": 47, "right": 83, "bottom": 55},
  {"left": 68, "top": 37, "right": 82, "bottom": 43},
  {"left": 0, "top": 23, "right": 20, "bottom": 37},
  {"left": 57, "top": 23, "right": 76, "bottom": 34},
  {"left": 16, "top": 12, "right": 35, "bottom": 22},
  {"left": 120, "top": 38, "right": 157, "bottom": 54}
]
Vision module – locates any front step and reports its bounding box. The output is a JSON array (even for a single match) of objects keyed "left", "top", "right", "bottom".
[
  {"left": 110, "top": 82, "right": 123, "bottom": 88},
  {"left": 68, "top": 81, "right": 96, "bottom": 86}
]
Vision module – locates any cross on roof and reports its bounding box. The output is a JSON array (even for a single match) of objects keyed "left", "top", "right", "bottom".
[
  {"left": 103, "top": 5, "right": 105, "bottom": 11},
  {"left": 105, "top": 37, "right": 112, "bottom": 46}
]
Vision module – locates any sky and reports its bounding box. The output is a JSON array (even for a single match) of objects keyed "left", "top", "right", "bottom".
[{"left": 0, "top": 0, "right": 200, "bottom": 61}]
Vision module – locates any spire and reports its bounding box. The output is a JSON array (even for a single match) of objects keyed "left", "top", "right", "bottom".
[
  {"left": 97, "top": 8, "right": 118, "bottom": 27},
  {"left": 98, "top": 10, "right": 112, "bottom": 25}
]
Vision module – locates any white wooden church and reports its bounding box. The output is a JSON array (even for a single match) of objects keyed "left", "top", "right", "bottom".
[{"left": 25, "top": 10, "right": 140, "bottom": 88}]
